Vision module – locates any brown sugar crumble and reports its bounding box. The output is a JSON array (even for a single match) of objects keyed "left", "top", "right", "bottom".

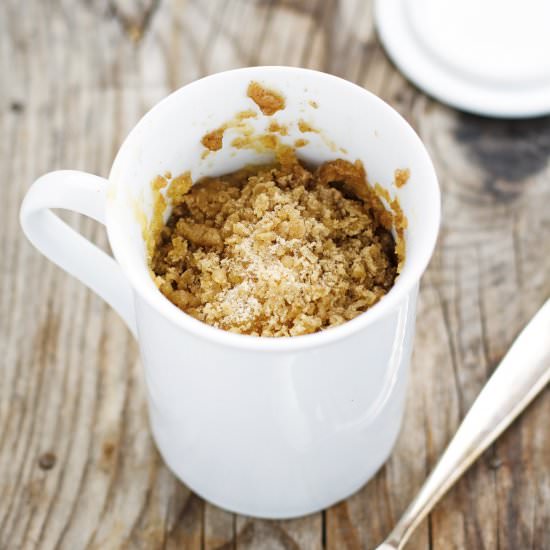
[
  {"left": 201, "top": 110, "right": 257, "bottom": 152},
  {"left": 394, "top": 168, "right": 410, "bottom": 188},
  {"left": 150, "top": 151, "right": 399, "bottom": 337},
  {"left": 201, "top": 128, "right": 224, "bottom": 151},
  {"left": 231, "top": 132, "right": 281, "bottom": 153},
  {"left": 268, "top": 120, "right": 288, "bottom": 135},
  {"left": 247, "top": 81, "right": 285, "bottom": 115},
  {"left": 298, "top": 119, "right": 318, "bottom": 133}
]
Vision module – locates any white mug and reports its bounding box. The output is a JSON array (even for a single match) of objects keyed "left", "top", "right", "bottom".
[{"left": 20, "top": 67, "right": 440, "bottom": 519}]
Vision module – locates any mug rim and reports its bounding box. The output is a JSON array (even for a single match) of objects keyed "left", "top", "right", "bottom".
[{"left": 106, "top": 66, "right": 440, "bottom": 352}]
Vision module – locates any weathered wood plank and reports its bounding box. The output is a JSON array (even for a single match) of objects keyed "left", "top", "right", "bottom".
[
  {"left": 235, "top": 515, "right": 323, "bottom": 550},
  {"left": 204, "top": 503, "right": 234, "bottom": 550},
  {"left": 1, "top": 0, "right": 549, "bottom": 549}
]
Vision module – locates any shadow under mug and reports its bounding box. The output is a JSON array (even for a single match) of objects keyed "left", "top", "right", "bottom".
[{"left": 20, "top": 67, "right": 440, "bottom": 519}]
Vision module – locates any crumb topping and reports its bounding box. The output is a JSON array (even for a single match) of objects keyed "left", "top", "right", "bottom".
[
  {"left": 200, "top": 110, "right": 257, "bottom": 152},
  {"left": 201, "top": 128, "right": 224, "bottom": 151},
  {"left": 150, "top": 153, "right": 399, "bottom": 337},
  {"left": 394, "top": 168, "right": 410, "bottom": 188},
  {"left": 247, "top": 81, "right": 285, "bottom": 115},
  {"left": 298, "top": 119, "right": 318, "bottom": 133}
]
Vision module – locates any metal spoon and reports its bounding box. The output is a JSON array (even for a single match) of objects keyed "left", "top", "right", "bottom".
[{"left": 376, "top": 298, "right": 550, "bottom": 550}]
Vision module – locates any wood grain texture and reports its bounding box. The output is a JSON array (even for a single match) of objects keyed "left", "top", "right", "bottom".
[{"left": 1, "top": 0, "right": 549, "bottom": 548}]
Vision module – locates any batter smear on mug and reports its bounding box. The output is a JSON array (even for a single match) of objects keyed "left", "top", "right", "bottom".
[{"left": 150, "top": 148, "right": 401, "bottom": 337}]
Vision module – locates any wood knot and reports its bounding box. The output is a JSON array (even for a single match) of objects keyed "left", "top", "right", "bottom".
[
  {"left": 10, "top": 101, "right": 24, "bottom": 113},
  {"left": 103, "top": 441, "right": 116, "bottom": 459},
  {"left": 99, "top": 440, "right": 117, "bottom": 470},
  {"left": 38, "top": 452, "right": 56, "bottom": 470}
]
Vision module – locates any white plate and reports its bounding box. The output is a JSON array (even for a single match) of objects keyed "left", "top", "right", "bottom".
[{"left": 374, "top": 0, "right": 550, "bottom": 118}]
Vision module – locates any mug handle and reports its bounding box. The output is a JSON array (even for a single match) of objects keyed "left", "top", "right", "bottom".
[{"left": 20, "top": 170, "right": 137, "bottom": 337}]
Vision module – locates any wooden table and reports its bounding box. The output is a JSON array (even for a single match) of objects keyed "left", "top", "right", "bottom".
[{"left": 1, "top": 1, "right": 549, "bottom": 548}]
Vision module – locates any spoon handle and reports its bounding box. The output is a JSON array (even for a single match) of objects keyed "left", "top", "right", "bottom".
[{"left": 384, "top": 298, "right": 550, "bottom": 550}]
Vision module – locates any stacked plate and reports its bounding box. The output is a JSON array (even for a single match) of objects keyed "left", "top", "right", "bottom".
[{"left": 374, "top": 0, "right": 550, "bottom": 118}]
